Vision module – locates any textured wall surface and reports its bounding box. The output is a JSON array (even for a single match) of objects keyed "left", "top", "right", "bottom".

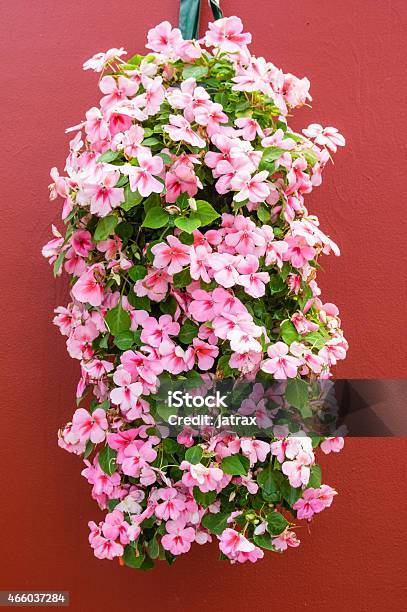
[{"left": 1, "top": 1, "right": 406, "bottom": 610}]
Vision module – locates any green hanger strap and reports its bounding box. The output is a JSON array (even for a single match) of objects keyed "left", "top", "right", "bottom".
[{"left": 179, "top": 0, "right": 224, "bottom": 40}]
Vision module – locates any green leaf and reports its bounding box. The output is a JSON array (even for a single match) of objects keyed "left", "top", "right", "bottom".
[
  {"left": 98, "top": 446, "right": 118, "bottom": 476},
  {"left": 195, "top": 200, "right": 220, "bottom": 226},
  {"left": 304, "top": 331, "right": 326, "bottom": 350},
  {"left": 280, "top": 320, "right": 300, "bottom": 344},
  {"left": 142, "top": 207, "right": 169, "bottom": 229},
  {"left": 94, "top": 214, "right": 118, "bottom": 241},
  {"left": 115, "top": 222, "right": 133, "bottom": 241},
  {"left": 285, "top": 379, "right": 312, "bottom": 417},
  {"left": 266, "top": 511, "right": 289, "bottom": 535},
  {"left": 280, "top": 479, "right": 302, "bottom": 506},
  {"left": 172, "top": 268, "right": 192, "bottom": 288},
  {"left": 105, "top": 304, "right": 131, "bottom": 336},
  {"left": 147, "top": 538, "right": 160, "bottom": 560},
  {"left": 257, "top": 466, "right": 283, "bottom": 496},
  {"left": 159, "top": 295, "right": 177, "bottom": 316},
  {"left": 221, "top": 454, "right": 250, "bottom": 476},
  {"left": 308, "top": 464, "right": 322, "bottom": 488},
  {"left": 121, "top": 185, "right": 143, "bottom": 211},
  {"left": 257, "top": 203, "right": 271, "bottom": 223},
  {"left": 143, "top": 193, "right": 162, "bottom": 212},
  {"left": 253, "top": 532, "right": 276, "bottom": 550},
  {"left": 142, "top": 137, "right": 161, "bottom": 147},
  {"left": 185, "top": 446, "right": 203, "bottom": 464},
  {"left": 193, "top": 488, "right": 216, "bottom": 508},
  {"left": 123, "top": 544, "right": 145, "bottom": 569},
  {"left": 182, "top": 65, "right": 209, "bottom": 80},
  {"left": 114, "top": 331, "right": 135, "bottom": 350},
  {"left": 128, "top": 265, "right": 147, "bottom": 281},
  {"left": 53, "top": 250, "right": 65, "bottom": 276},
  {"left": 178, "top": 319, "right": 199, "bottom": 343},
  {"left": 261, "top": 147, "right": 285, "bottom": 163},
  {"left": 83, "top": 440, "right": 94, "bottom": 460},
  {"left": 268, "top": 274, "right": 287, "bottom": 293},
  {"left": 201, "top": 512, "right": 229, "bottom": 535},
  {"left": 97, "top": 149, "right": 119, "bottom": 163},
  {"left": 216, "top": 354, "right": 234, "bottom": 377},
  {"left": 174, "top": 215, "right": 201, "bottom": 234},
  {"left": 303, "top": 149, "right": 319, "bottom": 167}
]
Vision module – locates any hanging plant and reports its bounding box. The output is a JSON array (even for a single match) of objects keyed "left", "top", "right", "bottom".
[{"left": 43, "top": 10, "right": 347, "bottom": 569}]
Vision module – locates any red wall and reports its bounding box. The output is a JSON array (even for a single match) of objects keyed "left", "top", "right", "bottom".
[{"left": 1, "top": 1, "right": 406, "bottom": 610}]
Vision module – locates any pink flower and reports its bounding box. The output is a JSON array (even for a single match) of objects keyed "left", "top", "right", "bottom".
[
  {"left": 190, "top": 245, "right": 211, "bottom": 283},
  {"left": 320, "top": 437, "right": 344, "bottom": 454},
  {"left": 231, "top": 171, "right": 270, "bottom": 203},
  {"left": 109, "top": 367, "right": 143, "bottom": 411},
  {"left": 283, "top": 236, "right": 316, "bottom": 269},
  {"left": 102, "top": 510, "right": 130, "bottom": 545},
  {"left": 141, "top": 76, "right": 166, "bottom": 116},
  {"left": 121, "top": 440, "right": 157, "bottom": 477},
  {"left": 122, "top": 150, "right": 164, "bottom": 197},
  {"left": 272, "top": 528, "right": 300, "bottom": 551},
  {"left": 194, "top": 102, "right": 228, "bottom": 135},
  {"left": 240, "top": 439, "right": 270, "bottom": 465},
  {"left": 208, "top": 253, "right": 241, "bottom": 288},
  {"left": 293, "top": 487, "right": 325, "bottom": 519},
  {"left": 163, "top": 114, "right": 206, "bottom": 148},
  {"left": 219, "top": 528, "right": 255, "bottom": 557},
  {"left": 71, "top": 230, "right": 94, "bottom": 257},
  {"left": 146, "top": 21, "right": 182, "bottom": 55},
  {"left": 66, "top": 321, "right": 99, "bottom": 360},
  {"left": 282, "top": 451, "right": 313, "bottom": 488},
  {"left": 192, "top": 338, "right": 219, "bottom": 370},
  {"left": 151, "top": 235, "right": 190, "bottom": 275},
  {"left": 303, "top": 124, "right": 345, "bottom": 152},
  {"left": 81, "top": 171, "right": 124, "bottom": 217},
  {"left": 165, "top": 162, "right": 201, "bottom": 203},
  {"left": 140, "top": 314, "right": 179, "bottom": 347},
  {"left": 99, "top": 75, "right": 139, "bottom": 110},
  {"left": 83, "top": 47, "right": 127, "bottom": 72},
  {"left": 235, "top": 117, "right": 264, "bottom": 141},
  {"left": 237, "top": 254, "right": 270, "bottom": 298},
  {"left": 188, "top": 289, "right": 217, "bottom": 322},
  {"left": 134, "top": 267, "right": 171, "bottom": 302},
  {"left": 315, "top": 484, "right": 337, "bottom": 508},
  {"left": 72, "top": 264, "right": 105, "bottom": 307},
  {"left": 161, "top": 520, "right": 195, "bottom": 556},
  {"left": 224, "top": 215, "right": 265, "bottom": 255},
  {"left": 72, "top": 408, "right": 108, "bottom": 444},
  {"left": 119, "top": 124, "right": 144, "bottom": 158},
  {"left": 155, "top": 488, "right": 186, "bottom": 521},
  {"left": 91, "top": 535, "right": 123, "bottom": 560},
  {"left": 261, "top": 342, "right": 301, "bottom": 379},
  {"left": 159, "top": 341, "right": 194, "bottom": 375},
  {"left": 205, "top": 17, "right": 252, "bottom": 53},
  {"left": 181, "top": 461, "right": 224, "bottom": 492}
]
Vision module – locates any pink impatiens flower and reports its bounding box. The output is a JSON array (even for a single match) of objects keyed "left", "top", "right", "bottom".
[
  {"left": 192, "top": 338, "right": 219, "bottom": 370},
  {"left": 80, "top": 170, "right": 124, "bottom": 217},
  {"left": 205, "top": 16, "right": 252, "bottom": 53},
  {"left": 109, "top": 367, "right": 143, "bottom": 412},
  {"left": 155, "top": 488, "right": 185, "bottom": 521},
  {"left": 272, "top": 528, "right": 300, "bottom": 551},
  {"left": 231, "top": 170, "right": 270, "bottom": 203},
  {"left": 261, "top": 341, "right": 301, "bottom": 379},
  {"left": 140, "top": 314, "right": 180, "bottom": 348},
  {"left": 72, "top": 407, "right": 108, "bottom": 444},
  {"left": 121, "top": 150, "right": 164, "bottom": 197},
  {"left": 72, "top": 263, "right": 105, "bottom": 307},
  {"left": 163, "top": 114, "right": 206, "bottom": 148},
  {"left": 121, "top": 440, "right": 157, "bottom": 477},
  {"left": 161, "top": 520, "right": 195, "bottom": 556},
  {"left": 237, "top": 254, "right": 270, "bottom": 298},
  {"left": 303, "top": 123, "right": 346, "bottom": 152},
  {"left": 151, "top": 235, "right": 190, "bottom": 275},
  {"left": 190, "top": 245, "right": 211, "bottom": 283}
]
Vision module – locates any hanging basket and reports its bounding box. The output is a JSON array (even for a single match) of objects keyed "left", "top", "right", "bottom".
[{"left": 43, "top": 8, "right": 347, "bottom": 569}]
